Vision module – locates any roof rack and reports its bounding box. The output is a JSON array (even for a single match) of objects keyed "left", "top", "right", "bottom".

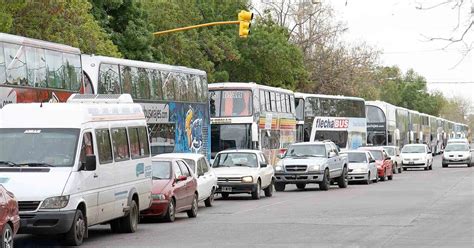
[{"left": 67, "top": 94, "right": 134, "bottom": 104}]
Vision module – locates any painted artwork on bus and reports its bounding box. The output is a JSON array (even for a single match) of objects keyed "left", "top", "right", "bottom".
[{"left": 0, "top": 87, "right": 76, "bottom": 108}]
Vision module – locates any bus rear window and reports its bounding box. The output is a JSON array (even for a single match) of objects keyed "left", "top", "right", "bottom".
[{"left": 210, "top": 90, "right": 252, "bottom": 117}]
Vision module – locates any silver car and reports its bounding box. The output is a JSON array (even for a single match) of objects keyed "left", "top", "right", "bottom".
[
  {"left": 383, "top": 146, "right": 402, "bottom": 174},
  {"left": 442, "top": 143, "right": 473, "bottom": 168},
  {"left": 342, "top": 151, "right": 378, "bottom": 184}
]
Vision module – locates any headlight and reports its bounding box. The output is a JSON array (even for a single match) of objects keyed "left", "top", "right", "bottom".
[
  {"left": 151, "top": 194, "right": 166, "bottom": 200},
  {"left": 241, "top": 176, "right": 253, "bottom": 183},
  {"left": 275, "top": 166, "right": 283, "bottom": 172},
  {"left": 308, "top": 164, "right": 320, "bottom": 172},
  {"left": 40, "top": 195, "right": 69, "bottom": 209}
]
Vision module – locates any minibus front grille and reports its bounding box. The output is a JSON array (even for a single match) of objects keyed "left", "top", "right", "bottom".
[{"left": 19, "top": 201, "right": 41, "bottom": 211}]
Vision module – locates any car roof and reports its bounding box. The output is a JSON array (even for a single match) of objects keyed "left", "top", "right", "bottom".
[
  {"left": 358, "top": 146, "right": 384, "bottom": 151},
  {"left": 151, "top": 157, "right": 182, "bottom": 162},
  {"left": 291, "top": 141, "right": 330, "bottom": 146},
  {"left": 153, "top": 153, "right": 205, "bottom": 161},
  {"left": 341, "top": 150, "right": 368, "bottom": 154},
  {"left": 403, "top": 144, "right": 427, "bottom": 147},
  {"left": 216, "top": 149, "right": 261, "bottom": 154}
]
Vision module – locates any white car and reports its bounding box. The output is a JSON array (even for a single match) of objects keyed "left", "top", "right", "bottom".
[
  {"left": 400, "top": 144, "right": 433, "bottom": 171},
  {"left": 383, "top": 146, "right": 403, "bottom": 174},
  {"left": 341, "top": 151, "right": 378, "bottom": 184},
  {"left": 442, "top": 143, "right": 473, "bottom": 168},
  {"left": 155, "top": 153, "right": 218, "bottom": 207},
  {"left": 447, "top": 138, "right": 469, "bottom": 145},
  {"left": 212, "top": 150, "right": 274, "bottom": 200}
]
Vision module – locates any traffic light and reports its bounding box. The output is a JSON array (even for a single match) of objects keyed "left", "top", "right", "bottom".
[{"left": 238, "top": 10, "right": 253, "bottom": 38}]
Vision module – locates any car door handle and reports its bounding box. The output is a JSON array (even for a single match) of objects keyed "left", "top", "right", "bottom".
[{"left": 93, "top": 173, "right": 98, "bottom": 178}]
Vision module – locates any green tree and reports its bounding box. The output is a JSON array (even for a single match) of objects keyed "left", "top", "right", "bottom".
[
  {"left": 2, "top": 0, "right": 120, "bottom": 57},
  {"left": 89, "top": 0, "right": 154, "bottom": 61}
]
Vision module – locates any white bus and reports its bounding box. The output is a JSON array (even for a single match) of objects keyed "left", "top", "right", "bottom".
[
  {"left": 295, "top": 93, "right": 366, "bottom": 150},
  {"left": 0, "top": 94, "right": 152, "bottom": 246},
  {"left": 209, "top": 82, "right": 296, "bottom": 165}
]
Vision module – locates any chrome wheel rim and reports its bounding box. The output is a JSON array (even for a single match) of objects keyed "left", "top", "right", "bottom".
[
  {"left": 169, "top": 200, "right": 175, "bottom": 220},
  {"left": 193, "top": 197, "right": 198, "bottom": 214},
  {"left": 131, "top": 204, "right": 138, "bottom": 230},
  {"left": 3, "top": 226, "right": 12, "bottom": 248}
]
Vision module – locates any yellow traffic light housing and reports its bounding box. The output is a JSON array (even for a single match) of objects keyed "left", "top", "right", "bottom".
[{"left": 238, "top": 10, "right": 253, "bottom": 38}]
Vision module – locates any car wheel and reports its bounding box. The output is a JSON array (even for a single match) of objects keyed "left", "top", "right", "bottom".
[
  {"left": 468, "top": 160, "right": 472, "bottom": 167},
  {"left": 429, "top": 162, "right": 433, "bottom": 170},
  {"left": 1, "top": 224, "right": 13, "bottom": 248},
  {"left": 380, "top": 169, "right": 387, "bottom": 181},
  {"left": 319, "top": 169, "right": 330, "bottom": 191},
  {"left": 296, "top": 183, "right": 306, "bottom": 190},
  {"left": 392, "top": 165, "right": 397, "bottom": 174},
  {"left": 337, "top": 167, "right": 348, "bottom": 188},
  {"left": 64, "top": 209, "right": 86, "bottom": 246},
  {"left": 274, "top": 183, "right": 286, "bottom": 192},
  {"left": 221, "top": 193, "right": 229, "bottom": 199},
  {"left": 365, "top": 172, "right": 371, "bottom": 185},
  {"left": 264, "top": 181, "right": 274, "bottom": 197},
  {"left": 187, "top": 194, "right": 198, "bottom": 218},
  {"left": 398, "top": 165, "right": 402, "bottom": 174},
  {"left": 373, "top": 172, "right": 379, "bottom": 183},
  {"left": 403, "top": 167, "right": 407, "bottom": 171},
  {"left": 251, "top": 181, "right": 261, "bottom": 199},
  {"left": 388, "top": 173, "right": 393, "bottom": 180},
  {"left": 204, "top": 188, "right": 215, "bottom": 207},
  {"left": 163, "top": 198, "right": 176, "bottom": 222}
]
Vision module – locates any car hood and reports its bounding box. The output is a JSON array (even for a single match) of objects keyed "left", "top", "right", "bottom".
[
  {"left": 213, "top": 167, "right": 259, "bottom": 177},
  {"left": 0, "top": 168, "right": 71, "bottom": 201},
  {"left": 280, "top": 157, "right": 327, "bottom": 166},
  {"left": 444, "top": 151, "right": 470, "bottom": 157},
  {"left": 152, "top": 179, "right": 172, "bottom": 194},
  {"left": 401, "top": 153, "right": 426, "bottom": 159},
  {"left": 348, "top": 162, "right": 368, "bottom": 170}
]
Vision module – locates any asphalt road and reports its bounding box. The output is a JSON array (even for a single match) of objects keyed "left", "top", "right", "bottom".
[{"left": 16, "top": 154, "right": 474, "bottom": 248}]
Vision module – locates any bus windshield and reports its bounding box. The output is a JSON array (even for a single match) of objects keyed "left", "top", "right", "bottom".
[
  {"left": 314, "top": 130, "right": 348, "bottom": 149},
  {"left": 0, "top": 128, "right": 80, "bottom": 167},
  {"left": 211, "top": 124, "right": 251, "bottom": 157},
  {"left": 209, "top": 90, "right": 252, "bottom": 117}
]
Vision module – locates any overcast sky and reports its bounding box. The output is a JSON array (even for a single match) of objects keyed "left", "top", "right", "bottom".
[{"left": 330, "top": 0, "right": 473, "bottom": 102}]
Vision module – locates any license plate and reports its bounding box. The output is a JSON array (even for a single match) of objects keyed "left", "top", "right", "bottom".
[
  {"left": 409, "top": 162, "right": 414, "bottom": 165},
  {"left": 221, "top": 186, "right": 232, "bottom": 192}
]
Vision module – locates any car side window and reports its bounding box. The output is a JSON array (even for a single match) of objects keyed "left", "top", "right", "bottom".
[
  {"left": 173, "top": 162, "right": 183, "bottom": 178},
  {"left": 178, "top": 161, "right": 191, "bottom": 177},
  {"left": 331, "top": 144, "right": 339, "bottom": 155},
  {"left": 80, "top": 132, "right": 95, "bottom": 165},
  {"left": 200, "top": 158, "right": 209, "bottom": 173}
]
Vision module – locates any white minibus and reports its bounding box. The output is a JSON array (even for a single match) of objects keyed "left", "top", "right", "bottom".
[{"left": 0, "top": 94, "right": 152, "bottom": 246}]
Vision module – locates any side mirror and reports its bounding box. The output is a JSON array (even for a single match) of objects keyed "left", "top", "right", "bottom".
[
  {"left": 427, "top": 151, "right": 431, "bottom": 154},
  {"left": 176, "top": 175, "right": 187, "bottom": 181},
  {"left": 277, "top": 154, "right": 284, "bottom": 159},
  {"left": 260, "top": 162, "right": 268, "bottom": 168},
  {"left": 369, "top": 159, "right": 376, "bottom": 163},
  {"left": 385, "top": 156, "right": 391, "bottom": 160},
  {"left": 82, "top": 155, "right": 96, "bottom": 171},
  {"left": 328, "top": 151, "right": 336, "bottom": 158}
]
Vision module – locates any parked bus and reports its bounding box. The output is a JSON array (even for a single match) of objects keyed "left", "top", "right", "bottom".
[
  {"left": 365, "top": 101, "right": 399, "bottom": 147},
  {"left": 295, "top": 93, "right": 366, "bottom": 150},
  {"left": 81, "top": 55, "right": 210, "bottom": 159},
  {"left": 209, "top": 82, "right": 296, "bottom": 164},
  {"left": 0, "top": 33, "right": 87, "bottom": 108}
]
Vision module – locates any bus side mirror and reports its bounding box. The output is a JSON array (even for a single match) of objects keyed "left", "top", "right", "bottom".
[{"left": 83, "top": 155, "right": 97, "bottom": 171}]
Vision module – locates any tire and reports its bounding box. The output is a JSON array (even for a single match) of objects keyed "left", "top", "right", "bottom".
[
  {"left": 429, "top": 163, "right": 433, "bottom": 170},
  {"left": 467, "top": 160, "right": 472, "bottom": 167},
  {"left": 319, "top": 169, "right": 330, "bottom": 191},
  {"left": 274, "top": 183, "right": 285, "bottom": 192},
  {"left": 398, "top": 165, "right": 402, "bottom": 174},
  {"left": 1, "top": 224, "right": 13, "bottom": 248},
  {"left": 163, "top": 198, "right": 176, "bottom": 222},
  {"left": 221, "top": 193, "right": 229, "bottom": 199},
  {"left": 187, "top": 194, "right": 198, "bottom": 218},
  {"left": 392, "top": 165, "right": 397, "bottom": 174},
  {"left": 296, "top": 183, "right": 306, "bottom": 190},
  {"left": 424, "top": 165, "right": 429, "bottom": 170},
  {"left": 251, "top": 181, "right": 261, "bottom": 200},
  {"left": 264, "top": 181, "right": 274, "bottom": 197},
  {"left": 403, "top": 167, "right": 407, "bottom": 171},
  {"left": 64, "top": 209, "right": 86, "bottom": 246},
  {"left": 365, "top": 172, "right": 371, "bottom": 185},
  {"left": 388, "top": 173, "right": 393, "bottom": 180},
  {"left": 204, "top": 189, "right": 214, "bottom": 207},
  {"left": 373, "top": 172, "right": 379, "bottom": 183},
  {"left": 117, "top": 200, "right": 139, "bottom": 233},
  {"left": 380, "top": 169, "right": 387, "bottom": 181},
  {"left": 337, "top": 167, "right": 348, "bottom": 188}
]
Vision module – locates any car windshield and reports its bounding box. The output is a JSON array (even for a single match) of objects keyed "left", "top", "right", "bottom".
[
  {"left": 368, "top": 150, "right": 383, "bottom": 160},
  {"left": 183, "top": 159, "right": 196, "bottom": 172},
  {"left": 383, "top": 147, "right": 395, "bottom": 156},
  {"left": 345, "top": 153, "right": 367, "bottom": 163},
  {"left": 285, "top": 144, "right": 326, "bottom": 158},
  {"left": 151, "top": 161, "right": 171, "bottom": 180},
  {"left": 445, "top": 144, "right": 469, "bottom": 152},
  {"left": 213, "top": 153, "right": 258, "bottom": 168},
  {"left": 0, "top": 128, "right": 80, "bottom": 167},
  {"left": 401, "top": 146, "right": 426, "bottom": 153}
]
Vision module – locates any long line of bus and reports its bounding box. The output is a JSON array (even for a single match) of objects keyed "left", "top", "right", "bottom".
[{"left": 0, "top": 32, "right": 470, "bottom": 163}]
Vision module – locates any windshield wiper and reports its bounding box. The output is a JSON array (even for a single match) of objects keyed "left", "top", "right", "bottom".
[
  {"left": 0, "top": 161, "right": 19, "bottom": 167},
  {"left": 20, "top": 162, "right": 55, "bottom": 168},
  {"left": 234, "top": 163, "right": 251, "bottom": 167}
]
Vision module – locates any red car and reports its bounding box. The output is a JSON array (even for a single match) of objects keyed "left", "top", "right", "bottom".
[
  {"left": 141, "top": 157, "right": 198, "bottom": 222},
  {"left": 1, "top": 185, "right": 20, "bottom": 248},
  {"left": 358, "top": 147, "right": 393, "bottom": 181}
]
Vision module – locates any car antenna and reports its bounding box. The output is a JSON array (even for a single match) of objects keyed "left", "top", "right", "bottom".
[{"left": 40, "top": 101, "right": 43, "bottom": 108}]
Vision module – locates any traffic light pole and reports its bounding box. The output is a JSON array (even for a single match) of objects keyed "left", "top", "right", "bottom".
[{"left": 153, "top": 21, "right": 240, "bottom": 36}]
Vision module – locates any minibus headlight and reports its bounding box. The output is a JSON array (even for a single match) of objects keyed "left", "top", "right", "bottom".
[{"left": 40, "top": 195, "right": 70, "bottom": 209}]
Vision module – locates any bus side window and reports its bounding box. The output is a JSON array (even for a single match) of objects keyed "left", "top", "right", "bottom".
[{"left": 80, "top": 132, "right": 95, "bottom": 165}]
